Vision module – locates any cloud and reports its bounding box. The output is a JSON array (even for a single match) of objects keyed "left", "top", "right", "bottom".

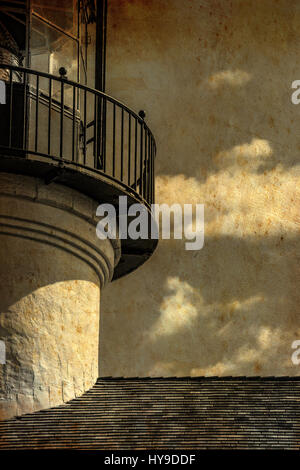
[
  {"left": 156, "top": 137, "right": 300, "bottom": 237},
  {"left": 208, "top": 69, "right": 252, "bottom": 88},
  {"left": 148, "top": 277, "right": 199, "bottom": 339},
  {"left": 213, "top": 138, "right": 272, "bottom": 172}
]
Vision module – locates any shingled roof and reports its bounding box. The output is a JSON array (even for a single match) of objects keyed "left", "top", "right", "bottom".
[{"left": 0, "top": 377, "right": 299, "bottom": 449}]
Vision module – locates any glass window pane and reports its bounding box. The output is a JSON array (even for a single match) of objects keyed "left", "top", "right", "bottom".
[
  {"left": 32, "top": 0, "right": 77, "bottom": 36},
  {"left": 31, "top": 15, "right": 78, "bottom": 82}
]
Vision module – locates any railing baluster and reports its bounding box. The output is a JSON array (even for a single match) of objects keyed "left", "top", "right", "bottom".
[
  {"left": 72, "top": 84, "right": 76, "bottom": 162},
  {"left": 35, "top": 74, "right": 39, "bottom": 152},
  {"left": 60, "top": 80, "right": 64, "bottom": 159},
  {"left": 23, "top": 70, "right": 28, "bottom": 152},
  {"left": 144, "top": 127, "right": 147, "bottom": 199},
  {"left": 120, "top": 108, "right": 124, "bottom": 181},
  {"left": 152, "top": 139, "right": 155, "bottom": 204},
  {"left": 149, "top": 136, "right": 153, "bottom": 204},
  {"left": 93, "top": 94, "right": 96, "bottom": 163},
  {"left": 128, "top": 114, "right": 131, "bottom": 186},
  {"left": 8, "top": 69, "right": 13, "bottom": 148},
  {"left": 95, "top": 94, "right": 100, "bottom": 169},
  {"left": 147, "top": 130, "right": 151, "bottom": 203},
  {"left": 48, "top": 78, "right": 52, "bottom": 155},
  {"left": 134, "top": 118, "right": 137, "bottom": 190},
  {"left": 112, "top": 103, "right": 116, "bottom": 177},
  {"left": 94, "top": 95, "right": 99, "bottom": 168},
  {"left": 140, "top": 121, "right": 143, "bottom": 197},
  {"left": 102, "top": 98, "right": 107, "bottom": 172},
  {"left": 83, "top": 89, "right": 87, "bottom": 165}
]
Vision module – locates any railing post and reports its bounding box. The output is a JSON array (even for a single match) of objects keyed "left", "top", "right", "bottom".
[
  {"left": 121, "top": 108, "right": 124, "bottom": 181},
  {"left": 59, "top": 67, "right": 67, "bottom": 160},
  {"left": 8, "top": 69, "right": 13, "bottom": 148},
  {"left": 48, "top": 78, "right": 52, "bottom": 155},
  {"left": 34, "top": 74, "right": 39, "bottom": 152},
  {"left": 128, "top": 114, "right": 131, "bottom": 186},
  {"left": 138, "top": 110, "right": 146, "bottom": 198},
  {"left": 112, "top": 103, "right": 116, "bottom": 177},
  {"left": 23, "top": 69, "right": 29, "bottom": 153}
]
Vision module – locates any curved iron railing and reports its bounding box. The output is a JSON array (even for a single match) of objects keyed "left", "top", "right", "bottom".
[{"left": 0, "top": 64, "right": 156, "bottom": 207}]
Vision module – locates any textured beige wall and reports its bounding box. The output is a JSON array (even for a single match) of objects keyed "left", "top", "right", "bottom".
[
  {"left": 0, "top": 174, "right": 117, "bottom": 419},
  {"left": 100, "top": 0, "right": 300, "bottom": 377}
]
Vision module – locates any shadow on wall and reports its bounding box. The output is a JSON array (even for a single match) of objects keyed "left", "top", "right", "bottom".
[{"left": 100, "top": 0, "right": 300, "bottom": 377}]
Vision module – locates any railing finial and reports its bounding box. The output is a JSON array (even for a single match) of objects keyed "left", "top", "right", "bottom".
[
  {"left": 139, "top": 110, "right": 146, "bottom": 120},
  {"left": 59, "top": 67, "right": 67, "bottom": 79}
]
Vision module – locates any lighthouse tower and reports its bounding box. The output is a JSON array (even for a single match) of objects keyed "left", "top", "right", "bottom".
[{"left": 0, "top": 0, "right": 157, "bottom": 420}]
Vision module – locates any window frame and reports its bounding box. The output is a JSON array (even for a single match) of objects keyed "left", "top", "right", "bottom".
[{"left": 27, "top": 0, "right": 92, "bottom": 85}]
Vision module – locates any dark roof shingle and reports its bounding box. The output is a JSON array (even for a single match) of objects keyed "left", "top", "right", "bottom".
[{"left": 0, "top": 377, "right": 299, "bottom": 449}]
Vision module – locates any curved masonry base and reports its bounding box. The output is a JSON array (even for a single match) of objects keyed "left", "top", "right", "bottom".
[{"left": 0, "top": 173, "right": 120, "bottom": 420}]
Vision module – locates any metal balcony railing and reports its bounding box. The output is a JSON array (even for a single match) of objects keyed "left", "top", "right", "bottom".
[{"left": 0, "top": 64, "right": 156, "bottom": 207}]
